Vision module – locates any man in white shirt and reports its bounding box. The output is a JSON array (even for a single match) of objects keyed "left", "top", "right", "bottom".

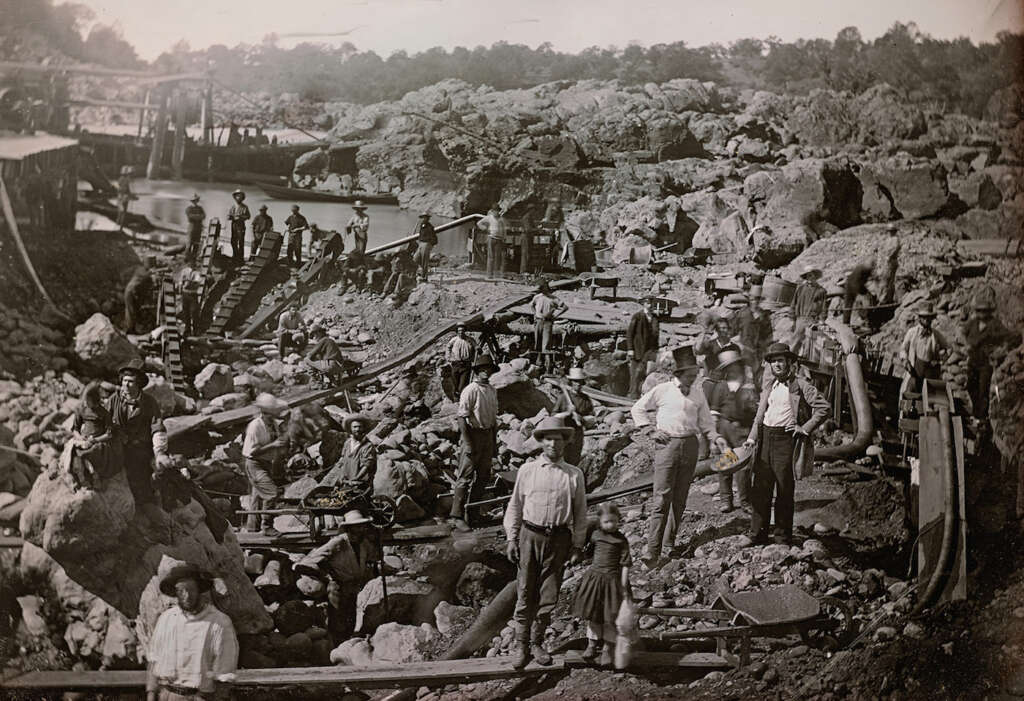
[
  {"left": 740, "top": 342, "right": 830, "bottom": 546},
  {"left": 531, "top": 280, "right": 567, "bottom": 370},
  {"left": 631, "top": 346, "right": 730, "bottom": 568},
  {"left": 276, "top": 303, "right": 307, "bottom": 358},
  {"left": 450, "top": 354, "right": 500, "bottom": 530},
  {"left": 445, "top": 324, "right": 477, "bottom": 395},
  {"left": 899, "top": 302, "right": 948, "bottom": 399},
  {"left": 147, "top": 563, "right": 238, "bottom": 701},
  {"left": 477, "top": 207, "right": 507, "bottom": 279},
  {"left": 503, "top": 416, "right": 586, "bottom": 668},
  {"left": 242, "top": 393, "right": 289, "bottom": 536}
]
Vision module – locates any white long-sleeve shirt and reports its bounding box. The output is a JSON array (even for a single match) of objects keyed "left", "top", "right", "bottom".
[
  {"left": 503, "top": 456, "right": 588, "bottom": 549},
  {"left": 631, "top": 378, "right": 721, "bottom": 442},
  {"left": 147, "top": 604, "right": 238, "bottom": 694}
]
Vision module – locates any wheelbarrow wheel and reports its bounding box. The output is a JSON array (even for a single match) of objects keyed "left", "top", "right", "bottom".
[
  {"left": 800, "top": 596, "right": 856, "bottom": 651},
  {"left": 368, "top": 495, "right": 397, "bottom": 528}
]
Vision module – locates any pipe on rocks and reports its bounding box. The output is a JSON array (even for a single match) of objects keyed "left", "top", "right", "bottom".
[
  {"left": 816, "top": 350, "right": 874, "bottom": 461},
  {"left": 913, "top": 406, "right": 958, "bottom": 613},
  {"left": 376, "top": 580, "right": 518, "bottom": 701}
]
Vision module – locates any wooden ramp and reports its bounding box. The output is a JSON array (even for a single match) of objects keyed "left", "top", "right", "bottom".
[
  {"left": 206, "top": 231, "right": 284, "bottom": 337},
  {"left": 238, "top": 252, "right": 330, "bottom": 339},
  {"left": 1, "top": 656, "right": 566, "bottom": 692}
]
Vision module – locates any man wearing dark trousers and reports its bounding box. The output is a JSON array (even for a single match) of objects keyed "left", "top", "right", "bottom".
[
  {"left": 227, "top": 189, "right": 250, "bottom": 264},
  {"left": 450, "top": 354, "right": 499, "bottom": 531},
  {"left": 741, "top": 342, "right": 829, "bottom": 546},
  {"left": 706, "top": 347, "right": 758, "bottom": 513},
  {"left": 631, "top": 346, "right": 729, "bottom": 568},
  {"left": 626, "top": 297, "right": 660, "bottom": 398},
  {"left": 503, "top": 416, "right": 587, "bottom": 668}
]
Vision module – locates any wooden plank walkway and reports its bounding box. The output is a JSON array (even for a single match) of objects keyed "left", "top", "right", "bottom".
[
  {"left": 1, "top": 656, "right": 566, "bottom": 691},
  {"left": 206, "top": 231, "right": 284, "bottom": 337}
]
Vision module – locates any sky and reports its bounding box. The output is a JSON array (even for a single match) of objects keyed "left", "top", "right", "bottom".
[{"left": 75, "top": 0, "right": 1024, "bottom": 61}]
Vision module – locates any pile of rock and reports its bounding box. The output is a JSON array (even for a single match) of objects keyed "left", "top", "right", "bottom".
[{"left": 0, "top": 302, "right": 70, "bottom": 378}]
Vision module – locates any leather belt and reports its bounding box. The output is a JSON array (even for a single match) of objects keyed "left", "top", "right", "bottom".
[{"left": 523, "top": 520, "right": 569, "bottom": 536}]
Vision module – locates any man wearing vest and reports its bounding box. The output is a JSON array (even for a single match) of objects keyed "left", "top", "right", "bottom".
[
  {"left": 740, "top": 342, "right": 830, "bottom": 546},
  {"left": 626, "top": 297, "right": 660, "bottom": 398}
]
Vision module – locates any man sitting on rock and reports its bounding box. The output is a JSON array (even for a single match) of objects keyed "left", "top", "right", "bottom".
[
  {"left": 318, "top": 414, "right": 378, "bottom": 494},
  {"left": 304, "top": 323, "right": 356, "bottom": 385},
  {"left": 147, "top": 563, "right": 238, "bottom": 701},
  {"left": 740, "top": 343, "right": 830, "bottom": 546},
  {"left": 450, "top": 353, "right": 499, "bottom": 531},
  {"left": 243, "top": 393, "right": 289, "bottom": 537},
  {"left": 276, "top": 303, "right": 307, "bottom": 358},
  {"left": 503, "top": 416, "right": 587, "bottom": 668}
]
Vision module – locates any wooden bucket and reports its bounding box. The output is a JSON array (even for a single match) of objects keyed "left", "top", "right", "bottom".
[{"left": 762, "top": 276, "right": 796, "bottom": 306}]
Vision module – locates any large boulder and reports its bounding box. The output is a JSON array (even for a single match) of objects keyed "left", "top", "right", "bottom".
[
  {"left": 490, "top": 369, "right": 552, "bottom": 418},
  {"left": 193, "top": 364, "right": 234, "bottom": 400},
  {"left": 330, "top": 637, "right": 374, "bottom": 666},
  {"left": 372, "top": 453, "right": 430, "bottom": 504},
  {"left": 858, "top": 156, "right": 950, "bottom": 221},
  {"left": 20, "top": 471, "right": 272, "bottom": 638},
  {"left": 433, "top": 600, "right": 475, "bottom": 636},
  {"left": 355, "top": 576, "right": 443, "bottom": 633},
  {"left": 755, "top": 158, "right": 863, "bottom": 232},
  {"left": 73, "top": 313, "right": 141, "bottom": 375},
  {"left": 370, "top": 623, "right": 440, "bottom": 664}
]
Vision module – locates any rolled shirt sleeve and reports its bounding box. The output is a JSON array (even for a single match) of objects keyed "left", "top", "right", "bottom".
[
  {"left": 630, "top": 385, "right": 659, "bottom": 428},
  {"left": 503, "top": 470, "right": 524, "bottom": 543}
]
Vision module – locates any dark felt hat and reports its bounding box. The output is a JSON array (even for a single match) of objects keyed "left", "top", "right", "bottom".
[
  {"left": 117, "top": 358, "right": 149, "bottom": 388},
  {"left": 159, "top": 563, "right": 213, "bottom": 597},
  {"left": 764, "top": 342, "right": 798, "bottom": 362},
  {"left": 672, "top": 345, "right": 699, "bottom": 373}
]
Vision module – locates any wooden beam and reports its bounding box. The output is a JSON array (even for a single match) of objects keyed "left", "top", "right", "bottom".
[
  {"left": 0, "top": 61, "right": 206, "bottom": 83},
  {"left": 66, "top": 98, "right": 157, "bottom": 111}
]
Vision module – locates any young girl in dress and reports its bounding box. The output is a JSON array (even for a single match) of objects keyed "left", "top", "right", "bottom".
[{"left": 572, "top": 502, "right": 632, "bottom": 665}]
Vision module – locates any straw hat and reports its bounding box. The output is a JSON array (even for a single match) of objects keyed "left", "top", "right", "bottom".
[
  {"left": 159, "top": 563, "right": 213, "bottom": 597},
  {"left": 117, "top": 358, "right": 149, "bottom": 388},
  {"left": 343, "top": 509, "right": 372, "bottom": 525},
  {"left": 231, "top": 189, "right": 245, "bottom": 200},
  {"left": 532, "top": 415, "right": 574, "bottom": 440},
  {"left": 190, "top": 193, "right": 201, "bottom": 203},
  {"left": 800, "top": 265, "right": 823, "bottom": 279},
  {"left": 352, "top": 200, "right": 367, "bottom": 210},
  {"left": 342, "top": 414, "right": 376, "bottom": 432},
  {"left": 255, "top": 392, "right": 288, "bottom": 415},
  {"left": 715, "top": 346, "right": 745, "bottom": 372},
  {"left": 917, "top": 302, "right": 937, "bottom": 318},
  {"left": 567, "top": 367, "right": 586, "bottom": 382}
]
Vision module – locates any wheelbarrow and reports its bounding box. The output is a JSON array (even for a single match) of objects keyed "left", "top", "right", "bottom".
[
  {"left": 300, "top": 483, "right": 397, "bottom": 539},
  {"left": 639, "top": 585, "right": 856, "bottom": 667}
]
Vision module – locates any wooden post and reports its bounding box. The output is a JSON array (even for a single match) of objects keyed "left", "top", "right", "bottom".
[
  {"left": 137, "top": 89, "right": 150, "bottom": 139},
  {"left": 171, "top": 89, "right": 187, "bottom": 180},
  {"left": 201, "top": 83, "right": 213, "bottom": 145},
  {"left": 146, "top": 88, "right": 169, "bottom": 179}
]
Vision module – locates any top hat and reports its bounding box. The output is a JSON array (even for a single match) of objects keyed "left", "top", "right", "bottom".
[
  {"left": 672, "top": 345, "right": 699, "bottom": 373},
  {"left": 472, "top": 353, "right": 498, "bottom": 371},
  {"left": 352, "top": 200, "right": 367, "bottom": 210},
  {"left": 917, "top": 302, "right": 937, "bottom": 318},
  {"left": 159, "top": 563, "right": 213, "bottom": 597},
  {"left": 567, "top": 367, "right": 586, "bottom": 382},
  {"left": 190, "top": 193, "right": 201, "bottom": 203},
  {"left": 716, "top": 346, "right": 745, "bottom": 372},
  {"left": 231, "top": 189, "right": 245, "bottom": 200},
  {"left": 532, "top": 415, "right": 574, "bottom": 440},
  {"left": 255, "top": 392, "right": 289, "bottom": 415},
  {"left": 117, "top": 358, "right": 150, "bottom": 388},
  {"left": 764, "top": 342, "right": 798, "bottom": 362}
]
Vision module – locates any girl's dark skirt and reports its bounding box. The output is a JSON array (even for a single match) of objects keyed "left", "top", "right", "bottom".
[{"left": 572, "top": 568, "right": 624, "bottom": 624}]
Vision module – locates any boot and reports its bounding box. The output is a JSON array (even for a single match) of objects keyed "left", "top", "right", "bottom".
[
  {"left": 581, "top": 638, "right": 601, "bottom": 662},
  {"left": 511, "top": 637, "right": 531, "bottom": 668},
  {"left": 719, "top": 494, "right": 735, "bottom": 513},
  {"left": 449, "top": 487, "right": 470, "bottom": 531},
  {"left": 530, "top": 627, "right": 552, "bottom": 666}
]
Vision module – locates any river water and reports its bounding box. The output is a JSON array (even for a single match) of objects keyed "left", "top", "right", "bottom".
[{"left": 124, "top": 179, "right": 467, "bottom": 257}]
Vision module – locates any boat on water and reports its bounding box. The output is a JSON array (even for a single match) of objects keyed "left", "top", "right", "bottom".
[{"left": 260, "top": 183, "right": 399, "bottom": 205}]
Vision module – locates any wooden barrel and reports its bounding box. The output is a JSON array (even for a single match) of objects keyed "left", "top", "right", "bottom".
[
  {"left": 572, "top": 240, "right": 596, "bottom": 273},
  {"left": 762, "top": 276, "right": 796, "bottom": 306}
]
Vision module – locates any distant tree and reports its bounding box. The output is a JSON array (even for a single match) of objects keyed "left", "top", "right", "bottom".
[{"left": 80, "top": 24, "right": 141, "bottom": 68}]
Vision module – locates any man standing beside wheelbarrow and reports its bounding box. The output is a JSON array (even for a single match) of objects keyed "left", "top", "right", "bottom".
[
  {"left": 243, "top": 393, "right": 290, "bottom": 537},
  {"left": 740, "top": 343, "right": 830, "bottom": 546},
  {"left": 450, "top": 354, "right": 499, "bottom": 532},
  {"left": 503, "top": 416, "right": 587, "bottom": 669}
]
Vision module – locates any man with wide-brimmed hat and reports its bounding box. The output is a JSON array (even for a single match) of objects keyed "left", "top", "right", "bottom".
[
  {"left": 147, "top": 562, "right": 238, "bottom": 700},
  {"left": 243, "top": 393, "right": 289, "bottom": 536},
  {"left": 959, "top": 288, "right": 1017, "bottom": 420},
  {"left": 626, "top": 297, "right": 661, "bottom": 398},
  {"left": 790, "top": 264, "right": 827, "bottom": 355},
  {"left": 731, "top": 288, "right": 772, "bottom": 380},
  {"left": 107, "top": 358, "right": 168, "bottom": 508},
  {"left": 531, "top": 280, "right": 568, "bottom": 371},
  {"left": 553, "top": 367, "right": 593, "bottom": 465},
  {"left": 696, "top": 314, "right": 739, "bottom": 378},
  {"left": 283, "top": 204, "right": 309, "bottom": 266},
  {"left": 899, "top": 302, "right": 949, "bottom": 399},
  {"left": 184, "top": 194, "right": 205, "bottom": 263},
  {"left": 631, "top": 345, "right": 730, "bottom": 568},
  {"left": 414, "top": 212, "right": 437, "bottom": 282},
  {"left": 227, "top": 189, "right": 250, "bottom": 264},
  {"left": 503, "top": 415, "right": 587, "bottom": 668},
  {"left": 740, "top": 342, "right": 829, "bottom": 546},
  {"left": 251, "top": 203, "right": 273, "bottom": 259},
  {"left": 451, "top": 353, "right": 500, "bottom": 530},
  {"left": 345, "top": 201, "right": 370, "bottom": 257},
  {"left": 445, "top": 323, "right": 477, "bottom": 395},
  {"left": 706, "top": 346, "right": 758, "bottom": 513},
  {"left": 318, "top": 413, "right": 378, "bottom": 492}
]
